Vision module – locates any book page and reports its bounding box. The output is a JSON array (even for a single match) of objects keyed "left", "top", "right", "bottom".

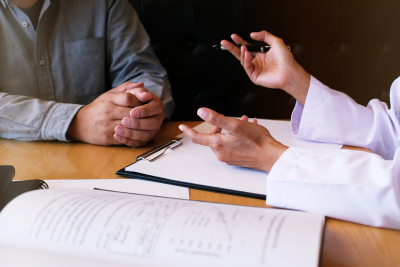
[
  {"left": 0, "top": 189, "right": 324, "bottom": 267},
  {"left": 43, "top": 179, "right": 189, "bottom": 199}
]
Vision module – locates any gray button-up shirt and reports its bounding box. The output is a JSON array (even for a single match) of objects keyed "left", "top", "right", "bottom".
[{"left": 0, "top": 0, "right": 174, "bottom": 142}]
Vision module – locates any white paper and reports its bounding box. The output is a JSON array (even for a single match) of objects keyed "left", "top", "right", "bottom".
[
  {"left": 0, "top": 188, "right": 324, "bottom": 267},
  {"left": 127, "top": 137, "right": 269, "bottom": 195},
  {"left": 127, "top": 120, "right": 342, "bottom": 196},
  {"left": 43, "top": 179, "right": 189, "bottom": 200}
]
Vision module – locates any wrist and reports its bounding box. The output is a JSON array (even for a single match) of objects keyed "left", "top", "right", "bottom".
[
  {"left": 282, "top": 63, "right": 311, "bottom": 106},
  {"left": 66, "top": 117, "right": 78, "bottom": 141},
  {"left": 262, "top": 140, "right": 289, "bottom": 173},
  {"left": 66, "top": 108, "right": 84, "bottom": 141}
]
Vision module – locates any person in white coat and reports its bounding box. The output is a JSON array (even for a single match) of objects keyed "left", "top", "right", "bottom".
[{"left": 179, "top": 30, "right": 400, "bottom": 230}]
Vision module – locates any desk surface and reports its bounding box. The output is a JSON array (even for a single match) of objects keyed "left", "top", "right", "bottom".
[{"left": 1, "top": 121, "right": 399, "bottom": 267}]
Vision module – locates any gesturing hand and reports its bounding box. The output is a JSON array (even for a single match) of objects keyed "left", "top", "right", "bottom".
[
  {"left": 179, "top": 108, "right": 288, "bottom": 173},
  {"left": 222, "top": 30, "right": 311, "bottom": 105}
]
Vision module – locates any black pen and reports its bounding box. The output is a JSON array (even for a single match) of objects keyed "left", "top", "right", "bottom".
[{"left": 212, "top": 44, "right": 291, "bottom": 53}]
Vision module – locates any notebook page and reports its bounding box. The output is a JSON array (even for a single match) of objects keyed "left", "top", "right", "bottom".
[{"left": 0, "top": 188, "right": 324, "bottom": 267}]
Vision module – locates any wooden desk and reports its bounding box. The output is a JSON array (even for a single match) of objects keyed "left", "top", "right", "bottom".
[{"left": 1, "top": 121, "right": 399, "bottom": 267}]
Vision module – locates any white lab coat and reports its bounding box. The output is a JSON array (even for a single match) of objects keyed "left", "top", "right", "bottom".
[{"left": 267, "top": 76, "right": 400, "bottom": 230}]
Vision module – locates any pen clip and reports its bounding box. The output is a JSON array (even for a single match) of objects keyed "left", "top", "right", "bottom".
[{"left": 137, "top": 140, "right": 182, "bottom": 162}]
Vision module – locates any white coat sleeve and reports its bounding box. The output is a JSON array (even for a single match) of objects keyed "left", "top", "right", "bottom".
[
  {"left": 266, "top": 76, "right": 400, "bottom": 229},
  {"left": 291, "top": 76, "right": 400, "bottom": 159},
  {"left": 267, "top": 147, "right": 400, "bottom": 230}
]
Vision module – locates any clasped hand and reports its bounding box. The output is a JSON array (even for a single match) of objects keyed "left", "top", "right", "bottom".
[{"left": 67, "top": 82, "right": 164, "bottom": 147}]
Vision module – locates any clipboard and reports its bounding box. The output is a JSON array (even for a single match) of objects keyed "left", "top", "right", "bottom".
[
  {"left": 116, "top": 119, "right": 343, "bottom": 201},
  {"left": 116, "top": 139, "right": 266, "bottom": 200}
]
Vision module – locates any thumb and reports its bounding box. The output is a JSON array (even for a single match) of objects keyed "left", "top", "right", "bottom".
[
  {"left": 134, "top": 92, "right": 153, "bottom": 103},
  {"left": 125, "top": 82, "right": 144, "bottom": 90},
  {"left": 250, "top": 30, "right": 281, "bottom": 45},
  {"left": 109, "top": 82, "right": 145, "bottom": 93}
]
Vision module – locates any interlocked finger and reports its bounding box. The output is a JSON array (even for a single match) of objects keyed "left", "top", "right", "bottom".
[
  {"left": 113, "top": 133, "right": 147, "bottom": 147},
  {"left": 114, "top": 125, "right": 159, "bottom": 142},
  {"left": 122, "top": 113, "right": 164, "bottom": 130}
]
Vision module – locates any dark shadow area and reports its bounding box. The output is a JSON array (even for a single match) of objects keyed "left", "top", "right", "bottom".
[{"left": 128, "top": 0, "right": 400, "bottom": 121}]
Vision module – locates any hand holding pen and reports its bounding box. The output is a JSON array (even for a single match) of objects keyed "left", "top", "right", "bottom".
[
  {"left": 217, "top": 31, "right": 311, "bottom": 105},
  {"left": 213, "top": 44, "right": 291, "bottom": 53}
]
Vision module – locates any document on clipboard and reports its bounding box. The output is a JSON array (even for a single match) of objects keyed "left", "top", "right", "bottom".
[{"left": 116, "top": 120, "right": 343, "bottom": 199}]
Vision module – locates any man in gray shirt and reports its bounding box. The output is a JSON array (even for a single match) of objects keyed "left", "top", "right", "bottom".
[{"left": 0, "top": 0, "right": 174, "bottom": 147}]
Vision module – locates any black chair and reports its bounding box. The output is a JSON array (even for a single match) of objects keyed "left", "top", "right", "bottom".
[{"left": 129, "top": 0, "right": 400, "bottom": 121}]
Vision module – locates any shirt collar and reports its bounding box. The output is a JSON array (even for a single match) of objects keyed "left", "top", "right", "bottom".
[
  {"left": 1, "top": 0, "right": 8, "bottom": 9},
  {"left": 2, "top": 0, "right": 51, "bottom": 9},
  {"left": 2, "top": 0, "right": 18, "bottom": 8},
  {"left": 2, "top": 0, "right": 51, "bottom": 19}
]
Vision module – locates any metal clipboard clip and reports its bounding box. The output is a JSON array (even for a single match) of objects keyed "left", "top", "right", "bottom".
[{"left": 137, "top": 140, "right": 182, "bottom": 162}]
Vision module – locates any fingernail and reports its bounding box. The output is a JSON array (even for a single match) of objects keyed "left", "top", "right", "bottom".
[
  {"left": 179, "top": 125, "right": 184, "bottom": 131},
  {"left": 115, "top": 127, "right": 123, "bottom": 135},
  {"left": 197, "top": 108, "right": 208, "bottom": 120},
  {"left": 131, "top": 109, "right": 139, "bottom": 118},
  {"left": 114, "top": 133, "right": 121, "bottom": 140},
  {"left": 122, "top": 118, "right": 129, "bottom": 127}
]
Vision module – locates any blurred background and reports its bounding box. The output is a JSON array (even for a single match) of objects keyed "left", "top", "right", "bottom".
[{"left": 128, "top": 0, "right": 400, "bottom": 121}]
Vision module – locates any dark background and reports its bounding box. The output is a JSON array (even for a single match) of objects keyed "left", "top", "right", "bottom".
[{"left": 128, "top": 0, "right": 400, "bottom": 121}]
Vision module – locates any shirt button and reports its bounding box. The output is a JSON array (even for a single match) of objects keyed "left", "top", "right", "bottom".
[
  {"left": 22, "top": 22, "right": 29, "bottom": 27},
  {"left": 39, "top": 60, "right": 45, "bottom": 66}
]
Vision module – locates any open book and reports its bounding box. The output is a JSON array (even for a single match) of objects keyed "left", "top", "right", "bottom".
[{"left": 0, "top": 188, "right": 325, "bottom": 267}]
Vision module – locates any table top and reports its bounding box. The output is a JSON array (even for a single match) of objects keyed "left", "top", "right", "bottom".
[{"left": 1, "top": 121, "right": 399, "bottom": 267}]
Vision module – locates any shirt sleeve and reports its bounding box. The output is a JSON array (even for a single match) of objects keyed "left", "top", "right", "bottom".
[
  {"left": 267, "top": 147, "right": 400, "bottom": 230},
  {"left": 291, "top": 76, "right": 400, "bottom": 159},
  {"left": 105, "top": 0, "right": 175, "bottom": 119},
  {"left": 0, "top": 92, "right": 82, "bottom": 141}
]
